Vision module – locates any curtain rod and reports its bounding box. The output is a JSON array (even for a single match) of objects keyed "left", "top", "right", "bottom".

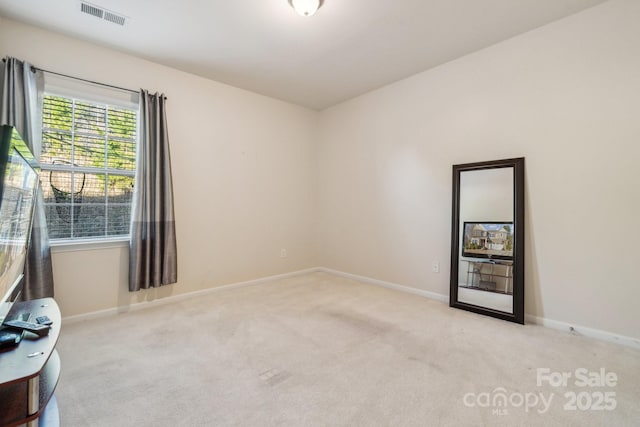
[
  {"left": 2, "top": 58, "right": 167, "bottom": 99},
  {"left": 31, "top": 64, "right": 139, "bottom": 95}
]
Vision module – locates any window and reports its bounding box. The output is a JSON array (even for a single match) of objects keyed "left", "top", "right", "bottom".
[{"left": 40, "top": 93, "right": 137, "bottom": 241}]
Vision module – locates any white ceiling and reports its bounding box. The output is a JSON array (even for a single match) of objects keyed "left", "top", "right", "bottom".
[{"left": 0, "top": 0, "right": 607, "bottom": 110}]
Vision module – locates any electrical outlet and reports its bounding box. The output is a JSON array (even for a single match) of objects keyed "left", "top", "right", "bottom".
[
  {"left": 280, "top": 249, "right": 287, "bottom": 258},
  {"left": 432, "top": 261, "right": 440, "bottom": 273}
]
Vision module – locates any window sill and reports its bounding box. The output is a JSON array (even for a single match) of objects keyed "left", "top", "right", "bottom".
[{"left": 50, "top": 237, "right": 129, "bottom": 253}]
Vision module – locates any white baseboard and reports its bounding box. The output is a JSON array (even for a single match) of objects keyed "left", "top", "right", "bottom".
[
  {"left": 525, "top": 314, "right": 640, "bottom": 351},
  {"left": 318, "top": 267, "right": 640, "bottom": 351},
  {"left": 317, "top": 267, "right": 449, "bottom": 303},
  {"left": 63, "top": 266, "right": 640, "bottom": 351},
  {"left": 62, "top": 268, "right": 321, "bottom": 324}
]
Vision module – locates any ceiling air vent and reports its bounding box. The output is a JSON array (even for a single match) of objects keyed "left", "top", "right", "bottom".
[
  {"left": 80, "top": 2, "right": 103, "bottom": 19},
  {"left": 80, "top": 2, "right": 126, "bottom": 26},
  {"left": 103, "top": 11, "right": 126, "bottom": 26}
]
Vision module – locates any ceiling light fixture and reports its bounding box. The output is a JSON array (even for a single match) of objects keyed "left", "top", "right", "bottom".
[{"left": 288, "top": 0, "right": 323, "bottom": 17}]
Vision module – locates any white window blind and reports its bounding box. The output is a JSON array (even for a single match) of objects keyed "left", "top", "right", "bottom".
[{"left": 40, "top": 92, "right": 138, "bottom": 241}]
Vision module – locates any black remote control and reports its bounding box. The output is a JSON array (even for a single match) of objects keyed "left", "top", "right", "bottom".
[
  {"left": 36, "top": 316, "right": 53, "bottom": 326},
  {"left": 0, "top": 330, "right": 22, "bottom": 349},
  {"left": 3, "top": 320, "right": 51, "bottom": 337}
]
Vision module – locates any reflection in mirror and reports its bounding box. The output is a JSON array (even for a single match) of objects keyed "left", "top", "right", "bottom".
[
  {"left": 458, "top": 168, "right": 514, "bottom": 313},
  {"left": 450, "top": 158, "right": 525, "bottom": 324}
]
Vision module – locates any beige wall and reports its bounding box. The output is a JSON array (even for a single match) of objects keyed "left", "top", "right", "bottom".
[
  {"left": 1, "top": 0, "right": 639, "bottom": 340},
  {"left": 0, "top": 16, "right": 318, "bottom": 317},
  {"left": 317, "top": 0, "right": 640, "bottom": 339}
]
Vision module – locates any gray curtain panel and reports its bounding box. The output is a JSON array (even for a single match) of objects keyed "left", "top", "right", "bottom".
[
  {"left": 129, "top": 90, "right": 177, "bottom": 291},
  {"left": 0, "top": 56, "right": 55, "bottom": 300}
]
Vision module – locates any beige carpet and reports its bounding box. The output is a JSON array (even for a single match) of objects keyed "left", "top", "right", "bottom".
[{"left": 56, "top": 273, "right": 640, "bottom": 426}]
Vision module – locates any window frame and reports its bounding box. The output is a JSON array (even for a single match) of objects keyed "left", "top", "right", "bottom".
[{"left": 40, "top": 77, "right": 139, "bottom": 246}]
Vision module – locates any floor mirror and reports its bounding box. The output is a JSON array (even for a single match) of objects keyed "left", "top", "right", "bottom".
[{"left": 449, "top": 158, "right": 525, "bottom": 324}]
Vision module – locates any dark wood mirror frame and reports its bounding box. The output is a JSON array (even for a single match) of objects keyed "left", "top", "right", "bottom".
[{"left": 449, "top": 157, "right": 525, "bottom": 324}]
